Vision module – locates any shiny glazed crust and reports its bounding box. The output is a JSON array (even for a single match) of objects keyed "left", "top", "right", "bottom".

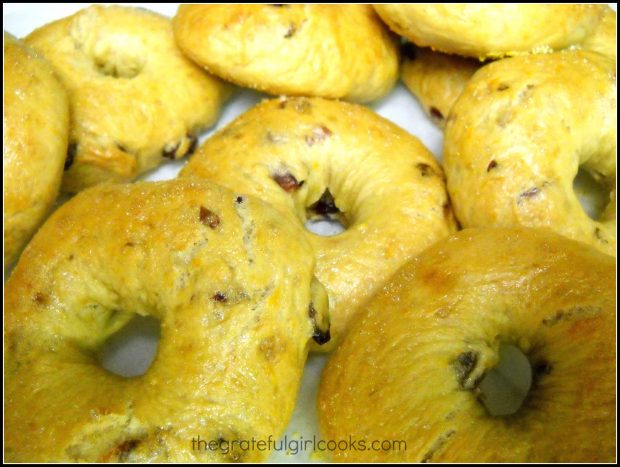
[
  {"left": 25, "top": 5, "right": 229, "bottom": 193},
  {"left": 374, "top": 4, "right": 605, "bottom": 59},
  {"left": 181, "top": 97, "right": 457, "bottom": 351},
  {"left": 173, "top": 4, "right": 399, "bottom": 102},
  {"left": 444, "top": 51, "right": 616, "bottom": 256},
  {"left": 3, "top": 32, "right": 69, "bottom": 268},
  {"left": 319, "top": 227, "right": 616, "bottom": 462},
  {"left": 4, "top": 179, "right": 329, "bottom": 462},
  {"left": 400, "top": 8, "right": 616, "bottom": 129}
]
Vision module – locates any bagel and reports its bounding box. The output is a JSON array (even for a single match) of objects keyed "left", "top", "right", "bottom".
[
  {"left": 4, "top": 179, "right": 330, "bottom": 462},
  {"left": 181, "top": 97, "right": 456, "bottom": 351},
  {"left": 4, "top": 32, "right": 69, "bottom": 268},
  {"left": 318, "top": 227, "right": 616, "bottom": 462},
  {"left": 580, "top": 7, "right": 617, "bottom": 62},
  {"left": 25, "top": 5, "right": 229, "bottom": 193},
  {"left": 400, "top": 8, "right": 616, "bottom": 128},
  {"left": 374, "top": 4, "right": 606, "bottom": 59},
  {"left": 444, "top": 51, "right": 616, "bottom": 256},
  {"left": 173, "top": 5, "right": 398, "bottom": 103},
  {"left": 400, "top": 45, "right": 478, "bottom": 128}
]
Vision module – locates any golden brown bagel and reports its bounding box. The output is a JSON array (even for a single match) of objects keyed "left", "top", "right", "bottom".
[
  {"left": 319, "top": 227, "right": 616, "bottom": 462},
  {"left": 374, "top": 4, "right": 605, "bottom": 59},
  {"left": 580, "top": 7, "right": 617, "bottom": 62},
  {"left": 25, "top": 5, "right": 229, "bottom": 193},
  {"left": 4, "top": 179, "right": 329, "bottom": 462},
  {"left": 444, "top": 51, "right": 616, "bottom": 256},
  {"left": 181, "top": 97, "right": 456, "bottom": 351},
  {"left": 4, "top": 32, "right": 69, "bottom": 268},
  {"left": 173, "top": 5, "right": 398, "bottom": 103}
]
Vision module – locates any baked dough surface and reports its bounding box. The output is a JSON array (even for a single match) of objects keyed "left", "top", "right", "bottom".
[
  {"left": 4, "top": 32, "right": 69, "bottom": 268},
  {"left": 181, "top": 97, "right": 456, "bottom": 351},
  {"left": 4, "top": 179, "right": 328, "bottom": 462},
  {"left": 173, "top": 5, "right": 398, "bottom": 102},
  {"left": 319, "top": 227, "right": 615, "bottom": 462},
  {"left": 444, "top": 51, "right": 616, "bottom": 256},
  {"left": 26, "top": 5, "right": 229, "bottom": 193}
]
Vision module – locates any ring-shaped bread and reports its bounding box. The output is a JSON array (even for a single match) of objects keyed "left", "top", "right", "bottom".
[
  {"left": 4, "top": 32, "right": 69, "bottom": 268},
  {"left": 181, "top": 97, "right": 456, "bottom": 351},
  {"left": 319, "top": 227, "right": 615, "bottom": 462},
  {"left": 4, "top": 179, "right": 329, "bottom": 462},
  {"left": 444, "top": 51, "right": 616, "bottom": 256},
  {"left": 173, "top": 4, "right": 398, "bottom": 103},
  {"left": 25, "top": 5, "right": 229, "bottom": 193}
]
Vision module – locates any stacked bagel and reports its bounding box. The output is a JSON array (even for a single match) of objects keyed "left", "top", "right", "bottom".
[{"left": 4, "top": 4, "right": 616, "bottom": 463}]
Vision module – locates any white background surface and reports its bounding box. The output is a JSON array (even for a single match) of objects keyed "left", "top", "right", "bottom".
[{"left": 5, "top": 3, "right": 448, "bottom": 463}]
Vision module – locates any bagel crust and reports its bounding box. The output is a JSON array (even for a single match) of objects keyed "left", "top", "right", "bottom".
[
  {"left": 400, "top": 46, "right": 478, "bottom": 128},
  {"left": 374, "top": 4, "right": 605, "bottom": 59},
  {"left": 173, "top": 5, "right": 399, "bottom": 103},
  {"left": 400, "top": 8, "right": 616, "bottom": 130},
  {"left": 4, "top": 179, "right": 329, "bottom": 462},
  {"left": 25, "top": 6, "right": 229, "bottom": 193},
  {"left": 444, "top": 51, "right": 616, "bottom": 256},
  {"left": 580, "top": 7, "right": 617, "bottom": 63},
  {"left": 181, "top": 97, "right": 456, "bottom": 350},
  {"left": 3, "top": 33, "right": 69, "bottom": 268},
  {"left": 319, "top": 228, "right": 616, "bottom": 462}
]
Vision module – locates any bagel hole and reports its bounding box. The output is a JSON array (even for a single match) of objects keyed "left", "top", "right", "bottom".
[
  {"left": 573, "top": 167, "right": 611, "bottom": 220},
  {"left": 304, "top": 219, "right": 346, "bottom": 237},
  {"left": 98, "top": 315, "right": 160, "bottom": 378},
  {"left": 304, "top": 189, "right": 347, "bottom": 237},
  {"left": 478, "top": 344, "right": 532, "bottom": 417},
  {"left": 94, "top": 56, "right": 144, "bottom": 79},
  {"left": 89, "top": 37, "right": 146, "bottom": 79}
]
